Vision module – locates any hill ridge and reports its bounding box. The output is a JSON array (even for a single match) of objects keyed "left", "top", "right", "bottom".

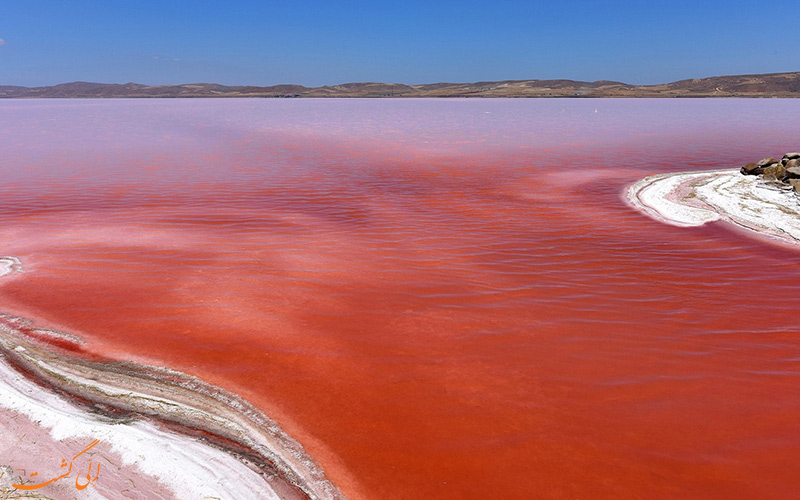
[{"left": 3, "top": 72, "right": 800, "bottom": 98}]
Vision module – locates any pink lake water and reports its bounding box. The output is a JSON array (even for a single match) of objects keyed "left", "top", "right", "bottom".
[{"left": 1, "top": 98, "right": 800, "bottom": 499}]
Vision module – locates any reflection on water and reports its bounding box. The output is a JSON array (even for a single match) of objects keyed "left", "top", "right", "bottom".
[{"left": 1, "top": 98, "right": 800, "bottom": 499}]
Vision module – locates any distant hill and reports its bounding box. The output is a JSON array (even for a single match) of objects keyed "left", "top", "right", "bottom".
[{"left": 3, "top": 72, "right": 800, "bottom": 98}]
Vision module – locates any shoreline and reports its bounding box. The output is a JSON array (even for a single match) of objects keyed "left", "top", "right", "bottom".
[
  {"left": 0, "top": 260, "right": 342, "bottom": 500},
  {"left": 626, "top": 168, "right": 800, "bottom": 246}
]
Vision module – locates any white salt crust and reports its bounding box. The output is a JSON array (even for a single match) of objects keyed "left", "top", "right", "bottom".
[
  {"left": 0, "top": 358, "right": 283, "bottom": 500},
  {"left": 627, "top": 169, "right": 800, "bottom": 244}
]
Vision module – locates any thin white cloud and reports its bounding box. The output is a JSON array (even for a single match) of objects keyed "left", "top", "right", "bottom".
[{"left": 0, "top": 38, "right": 5, "bottom": 46}]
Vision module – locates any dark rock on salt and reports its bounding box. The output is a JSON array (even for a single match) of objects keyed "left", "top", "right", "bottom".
[
  {"left": 739, "top": 152, "right": 800, "bottom": 190},
  {"left": 741, "top": 162, "right": 764, "bottom": 175}
]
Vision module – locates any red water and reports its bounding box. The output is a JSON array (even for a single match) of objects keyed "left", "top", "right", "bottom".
[{"left": 1, "top": 98, "right": 800, "bottom": 499}]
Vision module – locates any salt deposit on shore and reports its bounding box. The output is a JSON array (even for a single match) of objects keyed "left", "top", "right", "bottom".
[
  {"left": 0, "top": 260, "right": 341, "bottom": 500},
  {"left": 0, "top": 359, "right": 284, "bottom": 500},
  {"left": 627, "top": 168, "right": 800, "bottom": 245}
]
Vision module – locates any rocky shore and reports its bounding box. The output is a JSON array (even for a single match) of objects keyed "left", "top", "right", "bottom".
[{"left": 740, "top": 152, "right": 800, "bottom": 192}]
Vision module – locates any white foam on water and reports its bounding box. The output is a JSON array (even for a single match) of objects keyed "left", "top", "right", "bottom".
[{"left": 0, "top": 257, "right": 22, "bottom": 277}]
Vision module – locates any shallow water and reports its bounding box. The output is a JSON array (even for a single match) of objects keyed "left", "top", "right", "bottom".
[{"left": 1, "top": 98, "right": 800, "bottom": 499}]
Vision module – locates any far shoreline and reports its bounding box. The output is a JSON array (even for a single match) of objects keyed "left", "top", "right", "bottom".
[{"left": 4, "top": 71, "right": 800, "bottom": 99}]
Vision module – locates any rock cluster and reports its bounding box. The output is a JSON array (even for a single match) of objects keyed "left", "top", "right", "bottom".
[{"left": 741, "top": 152, "right": 800, "bottom": 192}]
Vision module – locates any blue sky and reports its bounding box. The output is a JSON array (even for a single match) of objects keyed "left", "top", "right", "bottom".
[{"left": 1, "top": 0, "right": 799, "bottom": 86}]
